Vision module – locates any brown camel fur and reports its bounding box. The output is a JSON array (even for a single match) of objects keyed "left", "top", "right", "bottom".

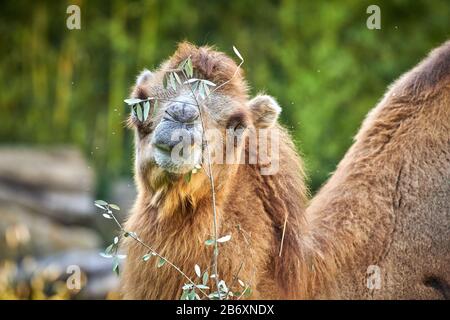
[{"left": 302, "top": 40, "right": 450, "bottom": 299}]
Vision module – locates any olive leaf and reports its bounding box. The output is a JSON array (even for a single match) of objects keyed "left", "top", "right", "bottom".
[
  {"left": 109, "top": 203, "right": 120, "bottom": 211},
  {"left": 233, "top": 45, "right": 244, "bottom": 61},
  {"left": 142, "top": 254, "right": 152, "bottom": 261},
  {"left": 178, "top": 59, "right": 187, "bottom": 70},
  {"left": 202, "top": 79, "right": 216, "bottom": 87},
  {"left": 124, "top": 98, "right": 143, "bottom": 105},
  {"left": 198, "top": 82, "right": 205, "bottom": 99},
  {"left": 217, "top": 234, "right": 232, "bottom": 243},
  {"left": 143, "top": 101, "right": 150, "bottom": 121},
  {"left": 105, "top": 244, "right": 114, "bottom": 254},
  {"left": 135, "top": 104, "right": 143, "bottom": 121},
  {"left": 196, "top": 284, "right": 209, "bottom": 290},
  {"left": 157, "top": 257, "right": 166, "bottom": 268},
  {"left": 152, "top": 100, "right": 159, "bottom": 117},
  {"left": 182, "top": 284, "right": 194, "bottom": 290},
  {"left": 191, "top": 80, "right": 199, "bottom": 93},
  {"left": 203, "top": 82, "right": 210, "bottom": 96},
  {"left": 194, "top": 264, "right": 201, "bottom": 277},
  {"left": 163, "top": 73, "right": 169, "bottom": 89},
  {"left": 185, "top": 58, "right": 193, "bottom": 77},
  {"left": 169, "top": 73, "right": 177, "bottom": 91},
  {"left": 95, "top": 200, "right": 108, "bottom": 206},
  {"left": 184, "top": 171, "right": 192, "bottom": 183},
  {"left": 173, "top": 72, "right": 182, "bottom": 85},
  {"left": 112, "top": 257, "right": 120, "bottom": 276},
  {"left": 243, "top": 286, "right": 252, "bottom": 297},
  {"left": 202, "top": 271, "right": 209, "bottom": 285},
  {"left": 184, "top": 78, "right": 199, "bottom": 84},
  {"left": 94, "top": 200, "right": 108, "bottom": 210},
  {"left": 102, "top": 213, "right": 112, "bottom": 219},
  {"left": 180, "top": 290, "right": 189, "bottom": 300}
]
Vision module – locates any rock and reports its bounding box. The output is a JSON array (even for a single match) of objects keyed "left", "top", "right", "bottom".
[
  {"left": 0, "top": 146, "right": 120, "bottom": 299},
  {"left": 0, "top": 147, "right": 94, "bottom": 192},
  {"left": 0, "top": 180, "right": 95, "bottom": 224},
  {"left": 0, "top": 203, "right": 102, "bottom": 259},
  {"left": 35, "top": 249, "right": 114, "bottom": 277},
  {"left": 0, "top": 146, "right": 96, "bottom": 224},
  {"left": 81, "top": 273, "right": 119, "bottom": 299},
  {"left": 20, "top": 249, "right": 120, "bottom": 299},
  {"left": 0, "top": 182, "right": 95, "bottom": 225}
]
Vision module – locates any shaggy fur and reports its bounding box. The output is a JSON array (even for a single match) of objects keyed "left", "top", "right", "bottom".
[
  {"left": 120, "top": 43, "right": 308, "bottom": 299},
  {"left": 121, "top": 41, "right": 449, "bottom": 300},
  {"left": 301, "top": 41, "right": 450, "bottom": 299}
]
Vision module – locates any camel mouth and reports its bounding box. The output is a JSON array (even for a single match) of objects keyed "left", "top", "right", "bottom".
[{"left": 153, "top": 143, "right": 202, "bottom": 174}]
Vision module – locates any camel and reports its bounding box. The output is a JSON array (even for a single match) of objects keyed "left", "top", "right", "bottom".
[
  {"left": 120, "top": 41, "right": 450, "bottom": 299},
  {"left": 121, "top": 42, "right": 308, "bottom": 299},
  {"left": 302, "top": 40, "right": 450, "bottom": 299}
]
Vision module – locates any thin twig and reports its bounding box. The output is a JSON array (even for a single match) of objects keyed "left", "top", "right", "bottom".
[
  {"left": 237, "top": 285, "right": 249, "bottom": 300},
  {"left": 184, "top": 55, "right": 245, "bottom": 268},
  {"left": 225, "top": 261, "right": 244, "bottom": 299},
  {"left": 279, "top": 213, "right": 288, "bottom": 257},
  {"left": 134, "top": 96, "right": 199, "bottom": 107},
  {"left": 179, "top": 56, "right": 245, "bottom": 299},
  {"left": 181, "top": 70, "right": 222, "bottom": 299},
  {"left": 209, "top": 60, "right": 244, "bottom": 95}
]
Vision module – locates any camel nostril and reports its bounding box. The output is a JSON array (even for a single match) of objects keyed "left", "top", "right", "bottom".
[{"left": 167, "top": 103, "right": 199, "bottom": 123}]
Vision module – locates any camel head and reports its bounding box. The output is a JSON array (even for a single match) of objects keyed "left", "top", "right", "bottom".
[{"left": 127, "top": 43, "right": 281, "bottom": 194}]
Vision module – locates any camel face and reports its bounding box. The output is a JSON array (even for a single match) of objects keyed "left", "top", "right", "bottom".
[
  {"left": 149, "top": 87, "right": 203, "bottom": 174},
  {"left": 129, "top": 71, "right": 248, "bottom": 180}
]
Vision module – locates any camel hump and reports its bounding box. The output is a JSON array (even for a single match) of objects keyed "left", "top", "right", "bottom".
[{"left": 398, "top": 40, "right": 450, "bottom": 98}]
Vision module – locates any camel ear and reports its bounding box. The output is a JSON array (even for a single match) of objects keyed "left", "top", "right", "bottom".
[
  {"left": 248, "top": 95, "right": 281, "bottom": 128},
  {"left": 136, "top": 69, "right": 153, "bottom": 86}
]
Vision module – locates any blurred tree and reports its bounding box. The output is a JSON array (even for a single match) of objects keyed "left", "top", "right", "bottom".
[{"left": 0, "top": 0, "right": 448, "bottom": 194}]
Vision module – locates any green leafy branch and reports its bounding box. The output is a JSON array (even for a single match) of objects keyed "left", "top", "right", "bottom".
[{"left": 123, "top": 98, "right": 157, "bottom": 122}]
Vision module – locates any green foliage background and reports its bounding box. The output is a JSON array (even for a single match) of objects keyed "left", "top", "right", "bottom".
[{"left": 0, "top": 0, "right": 449, "bottom": 194}]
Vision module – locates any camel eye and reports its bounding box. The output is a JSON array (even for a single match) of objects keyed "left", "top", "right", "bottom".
[
  {"left": 235, "top": 122, "right": 246, "bottom": 131},
  {"left": 226, "top": 111, "right": 248, "bottom": 132},
  {"left": 229, "top": 122, "right": 245, "bottom": 133}
]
